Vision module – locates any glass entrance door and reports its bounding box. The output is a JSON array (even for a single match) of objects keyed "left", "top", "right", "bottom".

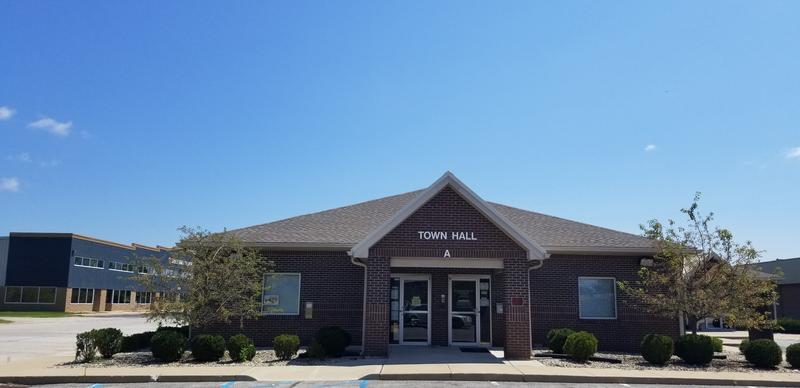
[
  {"left": 450, "top": 277, "right": 491, "bottom": 345},
  {"left": 450, "top": 279, "right": 478, "bottom": 344},
  {"left": 390, "top": 276, "right": 430, "bottom": 345}
]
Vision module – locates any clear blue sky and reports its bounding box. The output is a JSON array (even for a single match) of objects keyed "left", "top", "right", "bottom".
[{"left": 1, "top": 1, "right": 798, "bottom": 260}]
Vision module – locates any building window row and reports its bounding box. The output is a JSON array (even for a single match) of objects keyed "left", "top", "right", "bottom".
[
  {"left": 107, "top": 289, "right": 132, "bottom": 304},
  {"left": 70, "top": 288, "right": 96, "bottom": 304},
  {"left": 108, "top": 261, "right": 135, "bottom": 273},
  {"left": 4, "top": 286, "right": 57, "bottom": 304},
  {"left": 136, "top": 291, "right": 154, "bottom": 304},
  {"left": 74, "top": 256, "right": 104, "bottom": 269}
]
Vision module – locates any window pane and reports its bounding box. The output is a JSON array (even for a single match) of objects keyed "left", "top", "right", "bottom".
[
  {"left": 39, "top": 288, "right": 56, "bottom": 304},
  {"left": 98, "top": 260, "right": 104, "bottom": 268},
  {"left": 75, "top": 257, "right": 82, "bottom": 265},
  {"left": 71, "top": 288, "right": 79, "bottom": 303},
  {"left": 579, "top": 278, "right": 616, "bottom": 319},
  {"left": 5, "top": 287, "right": 22, "bottom": 303},
  {"left": 21, "top": 287, "right": 39, "bottom": 303},
  {"left": 262, "top": 274, "right": 300, "bottom": 314}
]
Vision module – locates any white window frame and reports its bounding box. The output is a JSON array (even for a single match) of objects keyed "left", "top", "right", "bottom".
[
  {"left": 578, "top": 276, "right": 618, "bottom": 320},
  {"left": 4, "top": 286, "right": 57, "bottom": 305},
  {"left": 261, "top": 272, "right": 301, "bottom": 316},
  {"left": 108, "top": 261, "right": 134, "bottom": 273},
  {"left": 74, "top": 256, "right": 104, "bottom": 269}
]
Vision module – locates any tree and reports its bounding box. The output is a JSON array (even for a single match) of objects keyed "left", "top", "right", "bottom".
[
  {"left": 135, "top": 226, "right": 270, "bottom": 336},
  {"left": 619, "top": 193, "right": 778, "bottom": 334}
]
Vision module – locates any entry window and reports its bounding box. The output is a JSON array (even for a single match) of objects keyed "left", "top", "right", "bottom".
[
  {"left": 262, "top": 273, "right": 301, "bottom": 315},
  {"left": 107, "top": 289, "right": 132, "bottom": 304},
  {"left": 578, "top": 277, "right": 617, "bottom": 319},
  {"left": 71, "top": 288, "right": 95, "bottom": 304}
]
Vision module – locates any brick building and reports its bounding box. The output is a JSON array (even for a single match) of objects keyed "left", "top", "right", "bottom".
[
  {"left": 0, "top": 233, "right": 170, "bottom": 312},
  {"left": 213, "top": 172, "right": 680, "bottom": 359}
]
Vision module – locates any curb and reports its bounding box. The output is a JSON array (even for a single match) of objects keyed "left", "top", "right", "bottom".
[{"left": 0, "top": 375, "right": 255, "bottom": 385}]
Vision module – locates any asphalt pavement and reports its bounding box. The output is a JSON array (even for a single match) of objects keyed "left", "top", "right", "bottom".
[{"left": 24, "top": 382, "right": 783, "bottom": 388}]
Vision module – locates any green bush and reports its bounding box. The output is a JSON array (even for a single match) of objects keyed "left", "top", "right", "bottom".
[
  {"left": 314, "top": 326, "right": 351, "bottom": 357},
  {"left": 786, "top": 343, "right": 800, "bottom": 368},
  {"left": 779, "top": 317, "right": 800, "bottom": 334},
  {"left": 75, "top": 330, "right": 98, "bottom": 363},
  {"left": 674, "top": 334, "right": 714, "bottom": 365},
  {"left": 227, "top": 334, "right": 256, "bottom": 362},
  {"left": 120, "top": 331, "right": 155, "bottom": 352},
  {"left": 743, "top": 339, "right": 782, "bottom": 368},
  {"left": 93, "top": 328, "right": 123, "bottom": 359},
  {"left": 190, "top": 334, "right": 226, "bottom": 362},
  {"left": 546, "top": 328, "right": 575, "bottom": 354},
  {"left": 711, "top": 337, "right": 723, "bottom": 353},
  {"left": 156, "top": 326, "right": 191, "bottom": 338},
  {"left": 150, "top": 330, "right": 187, "bottom": 362},
  {"left": 640, "top": 334, "right": 674, "bottom": 365},
  {"left": 306, "top": 339, "right": 326, "bottom": 359},
  {"left": 274, "top": 334, "right": 300, "bottom": 360},
  {"left": 740, "top": 339, "right": 751, "bottom": 355},
  {"left": 563, "top": 331, "right": 598, "bottom": 362}
]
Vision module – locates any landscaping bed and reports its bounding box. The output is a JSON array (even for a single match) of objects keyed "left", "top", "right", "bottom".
[
  {"left": 56, "top": 348, "right": 362, "bottom": 368},
  {"left": 533, "top": 348, "right": 800, "bottom": 374}
]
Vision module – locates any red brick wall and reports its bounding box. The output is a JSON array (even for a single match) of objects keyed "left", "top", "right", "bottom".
[
  {"left": 530, "top": 254, "right": 681, "bottom": 351},
  {"left": 205, "top": 251, "right": 365, "bottom": 348},
  {"left": 369, "top": 186, "right": 526, "bottom": 259}
]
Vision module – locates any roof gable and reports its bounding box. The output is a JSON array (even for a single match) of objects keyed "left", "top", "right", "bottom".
[{"left": 349, "top": 172, "right": 547, "bottom": 260}]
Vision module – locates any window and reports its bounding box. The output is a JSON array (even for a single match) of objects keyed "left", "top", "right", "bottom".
[
  {"left": 578, "top": 277, "right": 617, "bottom": 319},
  {"left": 4, "top": 286, "right": 57, "bottom": 304},
  {"left": 70, "top": 288, "right": 95, "bottom": 304},
  {"left": 136, "top": 265, "right": 150, "bottom": 275},
  {"left": 74, "top": 256, "right": 104, "bottom": 269},
  {"left": 262, "top": 273, "right": 301, "bottom": 315},
  {"left": 107, "top": 289, "right": 132, "bottom": 304},
  {"left": 108, "top": 261, "right": 134, "bottom": 273},
  {"left": 136, "top": 291, "right": 153, "bottom": 304}
]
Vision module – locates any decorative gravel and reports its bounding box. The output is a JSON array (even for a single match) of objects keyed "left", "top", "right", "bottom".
[
  {"left": 532, "top": 349, "right": 800, "bottom": 374},
  {"left": 56, "top": 349, "right": 362, "bottom": 368}
]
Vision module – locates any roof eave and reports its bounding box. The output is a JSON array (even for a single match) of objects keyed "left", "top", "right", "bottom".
[{"left": 545, "top": 246, "right": 658, "bottom": 256}]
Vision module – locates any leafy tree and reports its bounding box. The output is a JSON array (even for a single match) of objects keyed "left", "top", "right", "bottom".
[
  {"left": 135, "top": 226, "right": 270, "bottom": 337},
  {"left": 619, "top": 193, "right": 778, "bottom": 334}
]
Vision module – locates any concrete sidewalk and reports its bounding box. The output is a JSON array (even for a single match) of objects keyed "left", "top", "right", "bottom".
[{"left": 3, "top": 353, "right": 800, "bottom": 386}]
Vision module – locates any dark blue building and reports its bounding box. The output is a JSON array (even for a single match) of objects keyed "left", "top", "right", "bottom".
[{"left": 0, "top": 233, "right": 170, "bottom": 312}]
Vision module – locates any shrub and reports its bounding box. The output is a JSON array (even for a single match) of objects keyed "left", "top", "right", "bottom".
[
  {"left": 227, "top": 334, "right": 256, "bottom": 362},
  {"left": 121, "top": 331, "right": 155, "bottom": 352},
  {"left": 786, "top": 343, "right": 800, "bottom": 368},
  {"left": 314, "top": 326, "right": 351, "bottom": 357},
  {"left": 274, "top": 334, "right": 300, "bottom": 360},
  {"left": 779, "top": 317, "right": 800, "bottom": 334},
  {"left": 93, "top": 328, "right": 123, "bottom": 359},
  {"left": 150, "top": 330, "right": 187, "bottom": 362},
  {"left": 740, "top": 339, "right": 751, "bottom": 355},
  {"left": 674, "top": 334, "right": 715, "bottom": 365},
  {"left": 305, "top": 339, "right": 326, "bottom": 359},
  {"left": 190, "top": 334, "right": 226, "bottom": 362},
  {"left": 75, "top": 330, "right": 98, "bottom": 363},
  {"left": 563, "top": 331, "right": 598, "bottom": 362},
  {"left": 546, "top": 328, "right": 575, "bottom": 354},
  {"left": 640, "top": 334, "right": 674, "bottom": 365},
  {"left": 711, "top": 337, "right": 723, "bottom": 353},
  {"left": 743, "top": 339, "right": 782, "bottom": 368},
  {"left": 156, "top": 326, "right": 191, "bottom": 338}
]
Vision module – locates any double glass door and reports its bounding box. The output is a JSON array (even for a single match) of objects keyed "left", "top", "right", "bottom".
[
  {"left": 390, "top": 276, "right": 430, "bottom": 344},
  {"left": 449, "top": 277, "right": 491, "bottom": 345}
]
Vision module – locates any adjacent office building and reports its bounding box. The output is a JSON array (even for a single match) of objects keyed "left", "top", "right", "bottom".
[
  {"left": 754, "top": 257, "right": 800, "bottom": 319},
  {"left": 0, "top": 233, "right": 170, "bottom": 312}
]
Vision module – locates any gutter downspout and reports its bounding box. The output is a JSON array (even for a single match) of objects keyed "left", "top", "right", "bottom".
[
  {"left": 527, "top": 257, "right": 545, "bottom": 353},
  {"left": 351, "top": 256, "right": 368, "bottom": 356}
]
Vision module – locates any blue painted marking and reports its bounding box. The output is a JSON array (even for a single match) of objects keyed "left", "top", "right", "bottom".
[
  {"left": 86, "top": 385, "right": 103, "bottom": 388},
  {"left": 220, "top": 381, "right": 235, "bottom": 388},
  {"left": 359, "top": 380, "right": 369, "bottom": 388}
]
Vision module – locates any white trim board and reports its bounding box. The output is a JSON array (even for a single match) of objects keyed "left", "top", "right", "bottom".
[
  {"left": 349, "top": 171, "right": 547, "bottom": 261},
  {"left": 390, "top": 258, "right": 503, "bottom": 269}
]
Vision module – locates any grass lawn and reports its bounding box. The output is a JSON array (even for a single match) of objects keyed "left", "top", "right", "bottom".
[
  {"left": 0, "top": 311, "right": 79, "bottom": 318},
  {"left": 0, "top": 319, "right": 11, "bottom": 324}
]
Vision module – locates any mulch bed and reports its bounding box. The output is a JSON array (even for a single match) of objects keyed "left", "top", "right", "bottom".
[
  {"left": 55, "top": 349, "right": 361, "bottom": 368},
  {"left": 532, "top": 349, "right": 800, "bottom": 374}
]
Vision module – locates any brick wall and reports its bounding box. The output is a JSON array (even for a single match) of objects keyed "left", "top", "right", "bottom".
[
  {"left": 530, "top": 254, "right": 681, "bottom": 351},
  {"left": 205, "top": 251, "right": 365, "bottom": 348}
]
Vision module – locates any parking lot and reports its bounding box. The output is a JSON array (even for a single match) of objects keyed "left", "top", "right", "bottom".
[{"left": 0, "top": 313, "right": 157, "bottom": 366}]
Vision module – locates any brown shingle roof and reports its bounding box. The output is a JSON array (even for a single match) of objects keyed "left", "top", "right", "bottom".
[{"left": 227, "top": 189, "right": 655, "bottom": 254}]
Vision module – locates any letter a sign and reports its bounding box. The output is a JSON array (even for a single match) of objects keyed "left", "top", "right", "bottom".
[{"left": 443, "top": 249, "right": 451, "bottom": 258}]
